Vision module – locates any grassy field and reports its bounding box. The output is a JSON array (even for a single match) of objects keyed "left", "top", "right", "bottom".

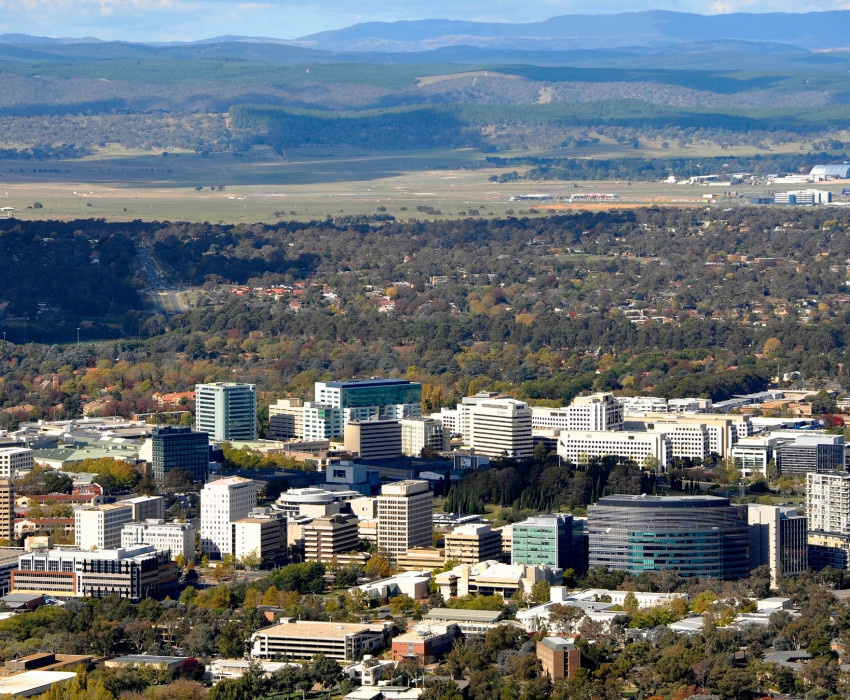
[{"left": 0, "top": 142, "right": 845, "bottom": 224}]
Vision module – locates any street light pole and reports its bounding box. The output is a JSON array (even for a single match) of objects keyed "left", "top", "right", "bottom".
[{"left": 76, "top": 327, "right": 80, "bottom": 346}]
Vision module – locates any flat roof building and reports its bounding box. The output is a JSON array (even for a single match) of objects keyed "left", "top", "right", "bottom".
[
  {"left": 444, "top": 524, "right": 503, "bottom": 565},
  {"left": 195, "top": 382, "right": 257, "bottom": 442},
  {"left": 587, "top": 495, "right": 749, "bottom": 580},
  {"left": 377, "top": 481, "right": 433, "bottom": 561},
  {"left": 251, "top": 620, "right": 389, "bottom": 661}
]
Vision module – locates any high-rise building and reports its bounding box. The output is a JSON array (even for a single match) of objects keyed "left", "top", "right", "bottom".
[
  {"left": 444, "top": 523, "right": 503, "bottom": 565},
  {"left": 807, "top": 472, "right": 850, "bottom": 570},
  {"left": 775, "top": 433, "right": 845, "bottom": 475},
  {"left": 122, "top": 496, "right": 165, "bottom": 523},
  {"left": 200, "top": 476, "right": 258, "bottom": 558},
  {"left": 746, "top": 504, "right": 808, "bottom": 586},
  {"left": 377, "top": 480, "right": 433, "bottom": 560},
  {"left": 512, "top": 514, "right": 573, "bottom": 570},
  {"left": 0, "top": 479, "right": 13, "bottom": 543},
  {"left": 0, "top": 447, "right": 33, "bottom": 478},
  {"left": 344, "top": 417, "right": 402, "bottom": 460},
  {"left": 231, "top": 508, "right": 287, "bottom": 565},
  {"left": 149, "top": 426, "right": 210, "bottom": 482},
  {"left": 807, "top": 472, "right": 850, "bottom": 534},
  {"left": 466, "top": 397, "right": 533, "bottom": 459},
  {"left": 587, "top": 495, "right": 750, "bottom": 580},
  {"left": 269, "top": 398, "right": 305, "bottom": 440},
  {"left": 75, "top": 503, "right": 134, "bottom": 550},
  {"left": 400, "top": 417, "right": 449, "bottom": 457},
  {"left": 195, "top": 383, "right": 257, "bottom": 441},
  {"left": 565, "top": 393, "right": 623, "bottom": 432},
  {"left": 315, "top": 378, "right": 421, "bottom": 417},
  {"left": 301, "top": 402, "right": 343, "bottom": 440},
  {"left": 302, "top": 513, "right": 360, "bottom": 563}
]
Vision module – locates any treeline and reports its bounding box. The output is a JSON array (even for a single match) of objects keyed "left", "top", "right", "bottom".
[
  {"left": 443, "top": 456, "right": 654, "bottom": 516},
  {"left": 486, "top": 151, "right": 850, "bottom": 182}
]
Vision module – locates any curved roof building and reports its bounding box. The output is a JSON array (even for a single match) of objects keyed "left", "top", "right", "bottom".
[
  {"left": 587, "top": 494, "right": 749, "bottom": 580},
  {"left": 810, "top": 164, "right": 850, "bottom": 179}
]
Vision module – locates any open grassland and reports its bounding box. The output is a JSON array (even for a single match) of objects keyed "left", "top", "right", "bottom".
[{"left": 0, "top": 142, "right": 845, "bottom": 224}]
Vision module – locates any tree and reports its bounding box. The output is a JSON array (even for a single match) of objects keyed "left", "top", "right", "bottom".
[
  {"left": 311, "top": 654, "right": 342, "bottom": 696},
  {"left": 218, "top": 621, "right": 247, "bottom": 658},
  {"left": 530, "top": 580, "right": 551, "bottom": 605},
  {"left": 547, "top": 604, "right": 584, "bottom": 635},
  {"left": 176, "top": 658, "right": 206, "bottom": 682},
  {"left": 208, "top": 678, "right": 250, "bottom": 700}
]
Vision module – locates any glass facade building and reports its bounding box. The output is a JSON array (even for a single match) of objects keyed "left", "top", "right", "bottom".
[
  {"left": 151, "top": 426, "right": 210, "bottom": 482},
  {"left": 587, "top": 494, "right": 749, "bottom": 580},
  {"left": 512, "top": 514, "right": 572, "bottom": 569}
]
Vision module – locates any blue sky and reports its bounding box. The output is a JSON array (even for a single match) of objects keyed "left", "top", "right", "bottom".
[{"left": 3, "top": 1, "right": 849, "bottom": 42}]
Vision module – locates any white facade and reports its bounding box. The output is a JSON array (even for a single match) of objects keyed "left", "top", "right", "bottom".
[
  {"left": 200, "top": 476, "right": 258, "bottom": 557},
  {"left": 121, "top": 519, "right": 196, "bottom": 560},
  {"left": 195, "top": 382, "right": 257, "bottom": 441},
  {"left": 377, "top": 480, "right": 433, "bottom": 560},
  {"left": 466, "top": 397, "right": 533, "bottom": 459},
  {"left": 400, "top": 417, "right": 449, "bottom": 457},
  {"left": 0, "top": 447, "right": 33, "bottom": 477},
  {"left": 807, "top": 472, "right": 850, "bottom": 534},
  {"left": 563, "top": 393, "right": 623, "bottom": 431},
  {"left": 75, "top": 503, "right": 134, "bottom": 550},
  {"left": 268, "top": 398, "right": 305, "bottom": 439},
  {"left": 557, "top": 429, "right": 672, "bottom": 469},
  {"left": 301, "top": 402, "right": 342, "bottom": 440}
]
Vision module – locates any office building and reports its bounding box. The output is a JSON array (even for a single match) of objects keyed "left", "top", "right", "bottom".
[
  {"left": 268, "top": 398, "right": 305, "bottom": 440},
  {"left": 435, "top": 560, "right": 562, "bottom": 601},
  {"left": 195, "top": 382, "right": 257, "bottom": 441},
  {"left": 122, "top": 496, "right": 165, "bottom": 523},
  {"left": 344, "top": 416, "right": 402, "bottom": 460},
  {"left": 732, "top": 437, "right": 778, "bottom": 478},
  {"left": 200, "top": 476, "right": 258, "bottom": 558},
  {"left": 121, "top": 520, "right": 196, "bottom": 561},
  {"left": 563, "top": 393, "right": 623, "bottom": 432},
  {"left": 302, "top": 513, "right": 360, "bottom": 563},
  {"left": 557, "top": 430, "right": 672, "bottom": 470},
  {"left": 251, "top": 620, "right": 389, "bottom": 661},
  {"left": 400, "top": 417, "right": 449, "bottom": 457},
  {"left": 775, "top": 432, "right": 845, "bottom": 475},
  {"left": 377, "top": 480, "right": 433, "bottom": 560},
  {"left": 512, "top": 514, "right": 572, "bottom": 569},
  {"left": 75, "top": 503, "right": 134, "bottom": 550},
  {"left": 0, "top": 447, "right": 33, "bottom": 478},
  {"left": 624, "top": 414, "right": 749, "bottom": 460},
  {"left": 587, "top": 495, "right": 750, "bottom": 580},
  {"left": 231, "top": 508, "right": 286, "bottom": 565},
  {"left": 746, "top": 504, "right": 808, "bottom": 586},
  {"left": 149, "top": 426, "right": 210, "bottom": 482},
  {"left": 12, "top": 545, "right": 177, "bottom": 601},
  {"left": 0, "top": 480, "right": 12, "bottom": 543},
  {"left": 325, "top": 463, "right": 380, "bottom": 496},
  {"left": 301, "top": 402, "right": 342, "bottom": 440},
  {"left": 466, "top": 397, "right": 533, "bottom": 459},
  {"left": 315, "top": 378, "right": 421, "bottom": 423},
  {"left": 444, "top": 523, "right": 503, "bottom": 565}
]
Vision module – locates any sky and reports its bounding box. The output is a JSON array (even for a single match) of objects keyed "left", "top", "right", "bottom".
[{"left": 2, "top": 0, "right": 849, "bottom": 43}]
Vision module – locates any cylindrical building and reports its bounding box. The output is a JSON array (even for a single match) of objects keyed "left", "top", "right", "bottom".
[{"left": 587, "top": 494, "right": 749, "bottom": 580}]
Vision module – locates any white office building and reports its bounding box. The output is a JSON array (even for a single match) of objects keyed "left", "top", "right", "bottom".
[
  {"left": 562, "top": 393, "right": 623, "bottom": 432},
  {"left": 0, "top": 447, "right": 33, "bottom": 478},
  {"left": 301, "top": 402, "right": 343, "bottom": 440},
  {"left": 75, "top": 503, "right": 134, "bottom": 550},
  {"left": 200, "top": 476, "right": 258, "bottom": 558},
  {"left": 268, "top": 398, "right": 305, "bottom": 440},
  {"left": 377, "top": 480, "right": 433, "bottom": 560},
  {"left": 121, "top": 519, "right": 196, "bottom": 560},
  {"left": 807, "top": 472, "right": 850, "bottom": 534},
  {"left": 466, "top": 397, "right": 533, "bottom": 459},
  {"left": 400, "top": 417, "right": 449, "bottom": 457},
  {"left": 557, "top": 429, "right": 672, "bottom": 469},
  {"left": 195, "top": 382, "right": 257, "bottom": 441}
]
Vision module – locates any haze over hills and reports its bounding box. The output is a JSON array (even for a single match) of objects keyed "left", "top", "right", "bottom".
[{"left": 293, "top": 10, "right": 850, "bottom": 52}]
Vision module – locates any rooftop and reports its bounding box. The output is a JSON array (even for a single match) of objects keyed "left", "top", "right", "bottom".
[
  {"left": 321, "top": 379, "right": 418, "bottom": 389},
  {"left": 253, "top": 620, "right": 386, "bottom": 640},
  {"left": 424, "top": 608, "right": 503, "bottom": 623},
  {"left": 0, "top": 670, "right": 77, "bottom": 696}
]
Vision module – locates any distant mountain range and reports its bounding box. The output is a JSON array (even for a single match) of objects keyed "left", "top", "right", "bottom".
[
  {"left": 292, "top": 10, "right": 850, "bottom": 53},
  {"left": 0, "top": 10, "right": 848, "bottom": 57}
]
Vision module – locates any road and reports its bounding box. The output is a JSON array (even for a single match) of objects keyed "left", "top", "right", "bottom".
[{"left": 137, "top": 245, "right": 187, "bottom": 315}]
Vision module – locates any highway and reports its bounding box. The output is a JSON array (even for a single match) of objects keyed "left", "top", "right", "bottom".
[{"left": 137, "top": 246, "right": 187, "bottom": 315}]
